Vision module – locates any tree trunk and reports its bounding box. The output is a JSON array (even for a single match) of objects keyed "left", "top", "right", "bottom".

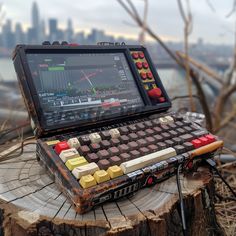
[{"left": 0, "top": 145, "right": 225, "bottom": 236}]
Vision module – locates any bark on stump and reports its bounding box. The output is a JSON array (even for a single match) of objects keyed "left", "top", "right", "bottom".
[{"left": 0, "top": 144, "right": 225, "bottom": 236}]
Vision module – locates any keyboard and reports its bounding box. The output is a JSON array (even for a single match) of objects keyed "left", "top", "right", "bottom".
[{"left": 37, "top": 113, "right": 223, "bottom": 213}]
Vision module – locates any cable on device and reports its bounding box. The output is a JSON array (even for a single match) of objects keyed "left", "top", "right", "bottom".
[{"left": 176, "top": 163, "right": 187, "bottom": 236}]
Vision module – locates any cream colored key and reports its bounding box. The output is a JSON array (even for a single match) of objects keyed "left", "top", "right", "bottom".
[
  {"left": 89, "top": 132, "right": 102, "bottom": 143},
  {"left": 59, "top": 148, "right": 79, "bottom": 163},
  {"left": 165, "top": 116, "right": 174, "bottom": 123},
  {"left": 158, "top": 117, "right": 168, "bottom": 125},
  {"left": 109, "top": 128, "right": 120, "bottom": 139},
  {"left": 67, "top": 138, "right": 80, "bottom": 149},
  {"left": 120, "top": 148, "right": 177, "bottom": 174},
  {"left": 72, "top": 162, "right": 99, "bottom": 179}
]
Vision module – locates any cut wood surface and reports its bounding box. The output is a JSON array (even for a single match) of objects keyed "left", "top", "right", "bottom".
[{"left": 0, "top": 144, "right": 225, "bottom": 236}]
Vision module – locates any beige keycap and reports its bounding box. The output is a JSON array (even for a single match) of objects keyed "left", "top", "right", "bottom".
[
  {"left": 120, "top": 148, "right": 177, "bottom": 174},
  {"left": 72, "top": 162, "right": 99, "bottom": 179},
  {"left": 165, "top": 116, "right": 174, "bottom": 123},
  {"left": 158, "top": 117, "right": 168, "bottom": 125},
  {"left": 67, "top": 138, "right": 80, "bottom": 149},
  {"left": 59, "top": 148, "right": 79, "bottom": 163},
  {"left": 109, "top": 128, "right": 120, "bottom": 139},
  {"left": 89, "top": 132, "right": 102, "bottom": 143}
]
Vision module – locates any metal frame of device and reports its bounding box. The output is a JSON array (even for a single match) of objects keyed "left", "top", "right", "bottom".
[{"left": 12, "top": 44, "right": 171, "bottom": 138}]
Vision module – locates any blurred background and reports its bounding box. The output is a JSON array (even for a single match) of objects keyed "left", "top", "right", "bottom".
[{"left": 0, "top": 0, "right": 236, "bottom": 234}]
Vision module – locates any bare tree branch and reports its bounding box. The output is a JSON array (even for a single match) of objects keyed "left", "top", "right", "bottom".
[
  {"left": 226, "top": 0, "right": 236, "bottom": 18},
  {"left": 205, "top": 0, "right": 216, "bottom": 13}
]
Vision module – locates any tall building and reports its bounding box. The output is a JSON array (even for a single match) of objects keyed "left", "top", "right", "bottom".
[
  {"left": 31, "top": 1, "right": 40, "bottom": 42},
  {"left": 2, "top": 19, "right": 15, "bottom": 48},
  {"left": 15, "top": 23, "right": 25, "bottom": 44},
  {"left": 66, "top": 19, "right": 74, "bottom": 42},
  {"left": 49, "top": 19, "right": 58, "bottom": 41}
]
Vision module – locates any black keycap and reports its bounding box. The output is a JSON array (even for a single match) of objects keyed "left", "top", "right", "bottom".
[
  {"left": 174, "top": 145, "right": 185, "bottom": 154},
  {"left": 97, "top": 149, "right": 110, "bottom": 159},
  {"left": 79, "top": 135, "right": 91, "bottom": 145},
  {"left": 176, "top": 128, "right": 186, "bottom": 135},
  {"left": 119, "top": 135, "right": 130, "bottom": 144},
  {"left": 145, "top": 136, "right": 155, "bottom": 145},
  {"left": 172, "top": 137, "right": 182, "bottom": 145},
  {"left": 97, "top": 159, "right": 110, "bottom": 170},
  {"left": 176, "top": 121, "right": 184, "bottom": 127},
  {"left": 165, "top": 140, "right": 174, "bottom": 147},
  {"left": 169, "top": 123, "right": 177, "bottom": 129},
  {"left": 144, "top": 120, "right": 153, "bottom": 128},
  {"left": 100, "top": 140, "right": 111, "bottom": 149},
  {"left": 137, "top": 138, "right": 148, "bottom": 147},
  {"left": 136, "top": 122, "right": 145, "bottom": 130},
  {"left": 78, "top": 145, "right": 90, "bottom": 155},
  {"left": 90, "top": 143, "right": 101, "bottom": 152},
  {"left": 128, "top": 133, "right": 138, "bottom": 141},
  {"left": 130, "top": 150, "right": 141, "bottom": 158},
  {"left": 169, "top": 130, "right": 178, "bottom": 137},
  {"left": 157, "top": 142, "right": 167, "bottom": 150},
  {"left": 191, "top": 130, "right": 208, "bottom": 138},
  {"left": 119, "top": 126, "right": 129, "bottom": 135},
  {"left": 154, "top": 134, "right": 163, "bottom": 142},
  {"left": 120, "top": 153, "right": 131, "bottom": 161},
  {"left": 179, "top": 134, "right": 194, "bottom": 142},
  {"left": 128, "top": 125, "right": 137, "bottom": 132},
  {"left": 137, "top": 130, "right": 147, "bottom": 138},
  {"left": 118, "top": 144, "right": 130, "bottom": 153},
  {"left": 146, "top": 128, "right": 155, "bottom": 136},
  {"left": 153, "top": 126, "right": 162, "bottom": 134},
  {"left": 161, "top": 125, "right": 170, "bottom": 131},
  {"left": 162, "top": 132, "right": 171, "bottom": 139},
  {"left": 108, "top": 147, "right": 120, "bottom": 156},
  {"left": 86, "top": 153, "right": 99, "bottom": 162},
  {"left": 109, "top": 156, "right": 122, "bottom": 165},
  {"left": 183, "top": 126, "right": 192, "bottom": 132},
  {"left": 139, "top": 147, "right": 150, "bottom": 155},
  {"left": 111, "top": 138, "right": 120, "bottom": 146},
  {"left": 148, "top": 144, "right": 158, "bottom": 152},
  {"left": 127, "top": 141, "right": 139, "bottom": 150},
  {"left": 183, "top": 142, "right": 194, "bottom": 151},
  {"left": 100, "top": 131, "right": 111, "bottom": 140}
]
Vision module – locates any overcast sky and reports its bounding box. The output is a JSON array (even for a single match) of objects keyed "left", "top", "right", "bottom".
[{"left": 1, "top": 0, "right": 236, "bottom": 44}]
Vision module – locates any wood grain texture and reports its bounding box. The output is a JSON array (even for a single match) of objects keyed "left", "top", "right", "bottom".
[{"left": 0, "top": 144, "right": 225, "bottom": 236}]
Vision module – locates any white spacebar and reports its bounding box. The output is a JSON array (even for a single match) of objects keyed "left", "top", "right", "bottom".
[{"left": 120, "top": 147, "right": 177, "bottom": 174}]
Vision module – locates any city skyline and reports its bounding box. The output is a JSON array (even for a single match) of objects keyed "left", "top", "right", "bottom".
[{"left": 0, "top": 0, "right": 236, "bottom": 45}]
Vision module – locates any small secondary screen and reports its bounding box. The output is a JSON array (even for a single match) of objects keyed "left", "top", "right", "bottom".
[{"left": 26, "top": 52, "right": 144, "bottom": 127}]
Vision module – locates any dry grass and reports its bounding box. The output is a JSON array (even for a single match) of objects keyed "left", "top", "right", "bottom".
[{"left": 215, "top": 165, "right": 236, "bottom": 236}]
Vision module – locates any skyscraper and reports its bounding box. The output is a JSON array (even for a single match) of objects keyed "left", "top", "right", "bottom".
[
  {"left": 49, "top": 19, "right": 58, "bottom": 41},
  {"left": 66, "top": 19, "right": 74, "bottom": 42},
  {"left": 32, "top": 1, "right": 40, "bottom": 42}
]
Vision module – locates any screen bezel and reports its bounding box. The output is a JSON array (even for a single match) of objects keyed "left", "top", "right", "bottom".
[{"left": 13, "top": 45, "right": 171, "bottom": 136}]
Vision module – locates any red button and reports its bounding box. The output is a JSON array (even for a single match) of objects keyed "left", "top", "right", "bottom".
[
  {"left": 136, "top": 62, "right": 143, "bottom": 69},
  {"left": 147, "top": 177, "right": 153, "bottom": 185},
  {"left": 148, "top": 88, "right": 162, "bottom": 99},
  {"left": 146, "top": 72, "right": 153, "bottom": 79},
  {"left": 54, "top": 141, "right": 70, "bottom": 154},
  {"left": 199, "top": 137, "right": 208, "bottom": 146},
  {"left": 142, "top": 62, "right": 149, "bottom": 69},
  {"left": 132, "top": 52, "right": 139, "bottom": 59},
  {"left": 159, "top": 97, "right": 165, "bottom": 102},
  {"left": 140, "top": 72, "right": 147, "bottom": 80},
  {"left": 191, "top": 139, "right": 202, "bottom": 148},
  {"left": 205, "top": 134, "right": 216, "bottom": 143},
  {"left": 139, "top": 52, "right": 145, "bottom": 59}
]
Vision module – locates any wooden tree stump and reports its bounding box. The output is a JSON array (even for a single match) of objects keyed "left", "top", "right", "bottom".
[{"left": 0, "top": 144, "right": 225, "bottom": 236}]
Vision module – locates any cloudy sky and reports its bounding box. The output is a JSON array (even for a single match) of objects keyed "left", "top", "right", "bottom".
[{"left": 1, "top": 0, "right": 236, "bottom": 44}]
